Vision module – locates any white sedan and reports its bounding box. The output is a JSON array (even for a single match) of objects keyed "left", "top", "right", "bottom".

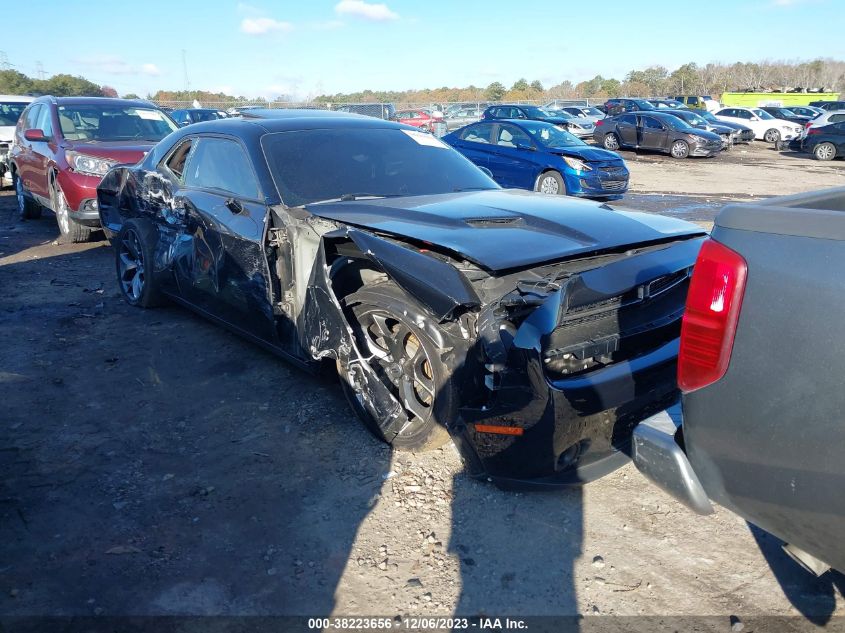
[{"left": 714, "top": 107, "right": 803, "bottom": 143}]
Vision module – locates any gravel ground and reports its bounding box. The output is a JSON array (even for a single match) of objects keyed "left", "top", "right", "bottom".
[{"left": 1, "top": 145, "right": 844, "bottom": 627}]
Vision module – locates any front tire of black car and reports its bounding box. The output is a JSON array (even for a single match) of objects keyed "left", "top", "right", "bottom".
[
  {"left": 535, "top": 170, "right": 566, "bottom": 195},
  {"left": 339, "top": 282, "right": 454, "bottom": 452},
  {"left": 603, "top": 133, "right": 620, "bottom": 151},
  {"left": 114, "top": 218, "right": 164, "bottom": 308},
  {"left": 670, "top": 140, "right": 690, "bottom": 159},
  {"left": 814, "top": 142, "right": 836, "bottom": 161},
  {"left": 14, "top": 171, "right": 42, "bottom": 220}
]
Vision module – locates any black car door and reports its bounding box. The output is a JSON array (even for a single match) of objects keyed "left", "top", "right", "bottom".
[
  {"left": 172, "top": 135, "right": 276, "bottom": 343},
  {"left": 616, "top": 114, "right": 638, "bottom": 146},
  {"left": 640, "top": 116, "right": 668, "bottom": 150}
]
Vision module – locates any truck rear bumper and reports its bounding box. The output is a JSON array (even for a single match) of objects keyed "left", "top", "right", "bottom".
[{"left": 632, "top": 409, "right": 713, "bottom": 515}]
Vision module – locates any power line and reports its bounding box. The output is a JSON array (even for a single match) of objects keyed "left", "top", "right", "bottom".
[
  {"left": 35, "top": 61, "right": 47, "bottom": 80},
  {"left": 0, "top": 52, "right": 10, "bottom": 71}
]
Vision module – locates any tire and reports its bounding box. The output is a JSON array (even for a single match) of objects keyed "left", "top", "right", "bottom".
[
  {"left": 535, "top": 170, "right": 566, "bottom": 195},
  {"left": 114, "top": 218, "right": 164, "bottom": 308},
  {"left": 603, "top": 133, "right": 620, "bottom": 151},
  {"left": 51, "top": 178, "right": 94, "bottom": 243},
  {"left": 764, "top": 128, "right": 781, "bottom": 144},
  {"left": 339, "top": 282, "right": 454, "bottom": 451},
  {"left": 670, "top": 140, "right": 690, "bottom": 159},
  {"left": 13, "top": 171, "right": 42, "bottom": 220},
  {"left": 814, "top": 142, "right": 837, "bottom": 161}
]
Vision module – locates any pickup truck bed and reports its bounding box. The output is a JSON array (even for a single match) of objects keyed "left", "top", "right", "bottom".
[{"left": 633, "top": 186, "right": 845, "bottom": 575}]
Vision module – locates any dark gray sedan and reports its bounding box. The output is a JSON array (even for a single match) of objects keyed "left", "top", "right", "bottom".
[{"left": 593, "top": 111, "right": 724, "bottom": 158}]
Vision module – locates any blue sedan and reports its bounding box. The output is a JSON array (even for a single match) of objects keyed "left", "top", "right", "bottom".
[{"left": 443, "top": 119, "right": 629, "bottom": 198}]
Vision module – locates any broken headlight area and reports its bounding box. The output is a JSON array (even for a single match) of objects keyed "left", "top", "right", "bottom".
[{"left": 454, "top": 239, "right": 702, "bottom": 488}]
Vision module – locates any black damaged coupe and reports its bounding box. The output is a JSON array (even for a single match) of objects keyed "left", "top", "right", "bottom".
[{"left": 97, "top": 110, "right": 705, "bottom": 488}]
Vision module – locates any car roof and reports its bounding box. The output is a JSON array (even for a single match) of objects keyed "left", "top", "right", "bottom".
[
  {"left": 182, "top": 109, "right": 408, "bottom": 136},
  {"left": 35, "top": 95, "right": 160, "bottom": 108},
  {"left": 0, "top": 94, "right": 36, "bottom": 102}
]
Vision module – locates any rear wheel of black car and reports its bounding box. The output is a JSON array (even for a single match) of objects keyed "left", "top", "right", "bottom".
[
  {"left": 340, "top": 282, "right": 454, "bottom": 452},
  {"left": 764, "top": 128, "right": 781, "bottom": 144},
  {"left": 603, "top": 133, "right": 620, "bottom": 151},
  {"left": 814, "top": 142, "right": 837, "bottom": 161},
  {"left": 115, "top": 218, "right": 164, "bottom": 308},
  {"left": 670, "top": 140, "right": 690, "bottom": 159},
  {"left": 51, "top": 178, "right": 94, "bottom": 243},
  {"left": 14, "top": 171, "right": 42, "bottom": 220},
  {"left": 535, "top": 170, "right": 566, "bottom": 195}
]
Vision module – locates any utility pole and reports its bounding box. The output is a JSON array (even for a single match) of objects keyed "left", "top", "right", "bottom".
[
  {"left": 35, "top": 61, "right": 46, "bottom": 80},
  {"left": 0, "top": 52, "right": 10, "bottom": 70},
  {"left": 181, "top": 49, "right": 191, "bottom": 97}
]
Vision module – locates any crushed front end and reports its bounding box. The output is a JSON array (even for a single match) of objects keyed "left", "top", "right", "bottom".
[{"left": 453, "top": 237, "right": 704, "bottom": 488}]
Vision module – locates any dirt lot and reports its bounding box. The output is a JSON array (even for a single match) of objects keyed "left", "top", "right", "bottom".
[{"left": 1, "top": 145, "right": 844, "bottom": 628}]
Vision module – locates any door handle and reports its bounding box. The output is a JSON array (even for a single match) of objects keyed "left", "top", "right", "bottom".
[{"left": 225, "top": 198, "right": 244, "bottom": 214}]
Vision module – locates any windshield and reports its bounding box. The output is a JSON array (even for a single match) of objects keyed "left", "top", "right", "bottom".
[
  {"left": 57, "top": 105, "right": 178, "bottom": 141},
  {"left": 0, "top": 101, "right": 29, "bottom": 127},
  {"left": 193, "top": 110, "right": 221, "bottom": 122},
  {"left": 698, "top": 111, "right": 717, "bottom": 122},
  {"left": 778, "top": 108, "right": 797, "bottom": 117},
  {"left": 682, "top": 112, "right": 708, "bottom": 126},
  {"left": 520, "top": 121, "right": 584, "bottom": 148},
  {"left": 262, "top": 128, "right": 499, "bottom": 207},
  {"left": 522, "top": 106, "right": 552, "bottom": 118},
  {"left": 751, "top": 108, "right": 775, "bottom": 120},
  {"left": 634, "top": 100, "right": 656, "bottom": 110},
  {"left": 541, "top": 108, "right": 572, "bottom": 119},
  {"left": 583, "top": 107, "right": 603, "bottom": 116}
]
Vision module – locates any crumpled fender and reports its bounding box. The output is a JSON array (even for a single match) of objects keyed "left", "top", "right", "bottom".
[
  {"left": 300, "top": 238, "right": 410, "bottom": 441},
  {"left": 345, "top": 228, "right": 481, "bottom": 322}
]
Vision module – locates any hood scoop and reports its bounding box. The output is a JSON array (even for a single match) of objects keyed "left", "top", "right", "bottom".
[{"left": 464, "top": 216, "right": 524, "bottom": 227}]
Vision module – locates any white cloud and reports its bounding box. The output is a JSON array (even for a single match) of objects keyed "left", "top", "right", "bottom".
[
  {"left": 73, "top": 55, "right": 162, "bottom": 76},
  {"left": 334, "top": 0, "right": 399, "bottom": 21},
  {"left": 240, "top": 16, "right": 293, "bottom": 35}
]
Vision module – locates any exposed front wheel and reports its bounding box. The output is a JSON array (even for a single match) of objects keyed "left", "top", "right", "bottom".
[
  {"left": 670, "top": 140, "right": 690, "bottom": 159},
  {"left": 340, "top": 282, "right": 454, "bottom": 451},
  {"left": 51, "top": 180, "right": 94, "bottom": 243},
  {"left": 535, "top": 170, "right": 566, "bottom": 195},
  {"left": 115, "top": 218, "right": 164, "bottom": 308},
  {"left": 14, "top": 172, "right": 42, "bottom": 220},
  {"left": 603, "top": 133, "right": 620, "bottom": 151},
  {"left": 814, "top": 142, "right": 836, "bottom": 161},
  {"left": 764, "top": 128, "right": 781, "bottom": 143}
]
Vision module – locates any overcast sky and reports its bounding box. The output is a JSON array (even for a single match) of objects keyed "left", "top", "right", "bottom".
[{"left": 4, "top": 0, "right": 842, "bottom": 98}]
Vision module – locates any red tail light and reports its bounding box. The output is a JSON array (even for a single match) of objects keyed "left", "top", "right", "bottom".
[
  {"left": 678, "top": 239, "right": 747, "bottom": 393},
  {"left": 595, "top": 119, "right": 604, "bottom": 127},
  {"left": 808, "top": 127, "right": 821, "bottom": 135},
  {"left": 805, "top": 121, "right": 812, "bottom": 128}
]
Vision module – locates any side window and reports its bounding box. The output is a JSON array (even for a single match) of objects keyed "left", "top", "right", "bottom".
[
  {"left": 512, "top": 108, "right": 525, "bottom": 118},
  {"left": 184, "top": 137, "right": 260, "bottom": 199},
  {"left": 618, "top": 114, "right": 637, "bottom": 125},
  {"left": 164, "top": 139, "right": 193, "bottom": 182},
  {"left": 739, "top": 110, "right": 754, "bottom": 119},
  {"left": 460, "top": 123, "right": 493, "bottom": 144},
  {"left": 829, "top": 114, "right": 845, "bottom": 123},
  {"left": 496, "top": 124, "right": 531, "bottom": 148},
  {"left": 689, "top": 97, "right": 700, "bottom": 105},
  {"left": 36, "top": 106, "right": 54, "bottom": 137},
  {"left": 24, "top": 104, "right": 42, "bottom": 130},
  {"left": 643, "top": 117, "right": 664, "bottom": 130}
]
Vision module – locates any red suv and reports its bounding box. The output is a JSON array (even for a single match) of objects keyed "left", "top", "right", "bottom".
[{"left": 11, "top": 96, "right": 177, "bottom": 242}]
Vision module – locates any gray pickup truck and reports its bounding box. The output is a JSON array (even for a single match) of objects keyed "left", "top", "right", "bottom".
[{"left": 633, "top": 187, "right": 845, "bottom": 576}]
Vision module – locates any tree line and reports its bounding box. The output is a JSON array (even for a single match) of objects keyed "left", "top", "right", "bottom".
[{"left": 2, "top": 58, "right": 842, "bottom": 106}]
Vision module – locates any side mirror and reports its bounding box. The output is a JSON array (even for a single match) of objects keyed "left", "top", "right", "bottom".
[{"left": 24, "top": 129, "right": 48, "bottom": 142}]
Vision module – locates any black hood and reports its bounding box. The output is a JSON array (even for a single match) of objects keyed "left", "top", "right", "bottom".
[{"left": 306, "top": 190, "right": 703, "bottom": 272}]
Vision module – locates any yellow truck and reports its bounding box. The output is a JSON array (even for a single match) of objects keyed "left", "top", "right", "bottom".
[{"left": 720, "top": 92, "right": 840, "bottom": 107}]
